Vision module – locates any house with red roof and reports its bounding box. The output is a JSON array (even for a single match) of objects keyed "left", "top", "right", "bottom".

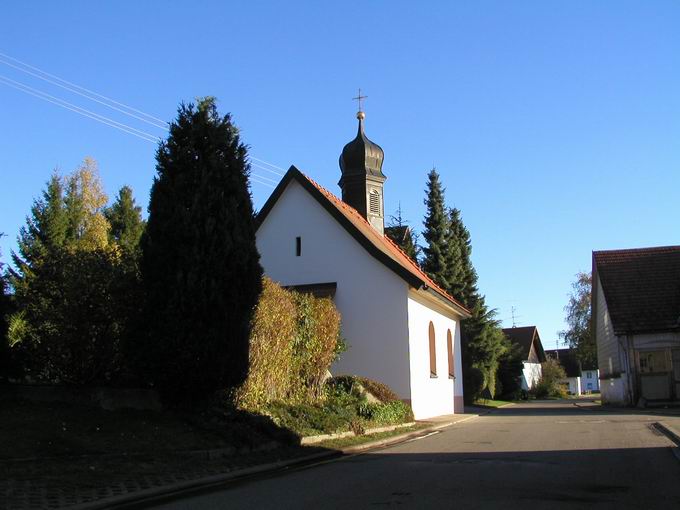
[
  {"left": 593, "top": 246, "right": 680, "bottom": 405},
  {"left": 255, "top": 110, "right": 471, "bottom": 419}
]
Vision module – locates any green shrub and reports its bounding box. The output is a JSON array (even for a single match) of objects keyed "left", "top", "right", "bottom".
[
  {"left": 293, "top": 293, "right": 342, "bottom": 401},
  {"left": 355, "top": 377, "right": 401, "bottom": 403},
  {"left": 9, "top": 246, "right": 139, "bottom": 385},
  {"left": 263, "top": 376, "right": 412, "bottom": 436},
  {"left": 237, "top": 280, "right": 342, "bottom": 410},
  {"left": 531, "top": 358, "right": 568, "bottom": 399},
  {"left": 235, "top": 278, "right": 297, "bottom": 408},
  {"left": 358, "top": 401, "right": 414, "bottom": 425}
]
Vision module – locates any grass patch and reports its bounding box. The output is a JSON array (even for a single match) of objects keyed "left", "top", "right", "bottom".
[
  {"left": 317, "top": 424, "right": 428, "bottom": 450},
  {"left": 473, "top": 399, "right": 513, "bottom": 408}
]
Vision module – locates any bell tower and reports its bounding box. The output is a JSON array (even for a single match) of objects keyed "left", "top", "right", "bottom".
[{"left": 338, "top": 91, "right": 387, "bottom": 234}]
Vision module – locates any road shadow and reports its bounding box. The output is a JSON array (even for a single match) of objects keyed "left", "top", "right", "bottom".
[{"left": 157, "top": 445, "right": 680, "bottom": 509}]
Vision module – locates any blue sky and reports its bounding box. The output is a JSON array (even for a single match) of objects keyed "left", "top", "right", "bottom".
[{"left": 1, "top": 1, "right": 678, "bottom": 347}]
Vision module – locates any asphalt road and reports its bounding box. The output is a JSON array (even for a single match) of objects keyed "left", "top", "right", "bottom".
[{"left": 149, "top": 400, "right": 680, "bottom": 509}]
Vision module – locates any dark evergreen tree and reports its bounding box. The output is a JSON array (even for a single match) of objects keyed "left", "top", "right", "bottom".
[
  {"left": 421, "top": 169, "right": 453, "bottom": 289},
  {"left": 139, "top": 98, "right": 263, "bottom": 407},
  {"left": 105, "top": 186, "right": 145, "bottom": 252},
  {"left": 496, "top": 339, "right": 524, "bottom": 399},
  {"left": 0, "top": 238, "right": 14, "bottom": 381},
  {"left": 8, "top": 168, "right": 139, "bottom": 384},
  {"left": 11, "top": 173, "right": 68, "bottom": 275},
  {"left": 421, "top": 177, "right": 513, "bottom": 402},
  {"left": 386, "top": 203, "right": 418, "bottom": 262}
]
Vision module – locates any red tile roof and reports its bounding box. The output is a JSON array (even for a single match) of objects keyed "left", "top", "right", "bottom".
[
  {"left": 256, "top": 166, "right": 471, "bottom": 317},
  {"left": 593, "top": 245, "right": 680, "bottom": 334}
]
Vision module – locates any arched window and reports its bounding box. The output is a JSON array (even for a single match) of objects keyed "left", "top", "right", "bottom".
[
  {"left": 447, "top": 329, "right": 454, "bottom": 378},
  {"left": 428, "top": 321, "right": 437, "bottom": 377}
]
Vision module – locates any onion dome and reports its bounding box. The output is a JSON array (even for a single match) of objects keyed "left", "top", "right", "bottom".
[{"left": 339, "top": 111, "right": 386, "bottom": 184}]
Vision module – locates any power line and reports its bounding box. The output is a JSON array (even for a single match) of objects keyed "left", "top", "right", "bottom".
[
  {"left": 250, "top": 162, "right": 285, "bottom": 177},
  {"left": 0, "top": 56, "right": 169, "bottom": 131},
  {"left": 250, "top": 176, "right": 276, "bottom": 188},
  {"left": 249, "top": 157, "right": 286, "bottom": 173},
  {"left": 249, "top": 172, "right": 279, "bottom": 184},
  {"left": 0, "top": 75, "right": 160, "bottom": 143},
  {"left": 0, "top": 50, "right": 168, "bottom": 126},
  {"left": 0, "top": 52, "right": 286, "bottom": 187}
]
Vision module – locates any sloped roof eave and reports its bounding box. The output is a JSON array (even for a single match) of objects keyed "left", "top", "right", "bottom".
[{"left": 256, "top": 166, "right": 471, "bottom": 315}]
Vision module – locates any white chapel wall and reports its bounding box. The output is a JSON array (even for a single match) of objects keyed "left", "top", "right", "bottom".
[
  {"left": 256, "top": 180, "right": 412, "bottom": 398},
  {"left": 406, "top": 291, "right": 459, "bottom": 419}
]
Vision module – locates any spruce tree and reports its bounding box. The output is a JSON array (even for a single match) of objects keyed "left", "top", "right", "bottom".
[
  {"left": 8, "top": 165, "right": 135, "bottom": 384},
  {"left": 105, "top": 186, "right": 145, "bottom": 252},
  {"left": 421, "top": 169, "right": 452, "bottom": 289},
  {"left": 11, "top": 172, "right": 68, "bottom": 273},
  {"left": 139, "top": 98, "right": 263, "bottom": 407},
  {"left": 421, "top": 183, "right": 513, "bottom": 402}
]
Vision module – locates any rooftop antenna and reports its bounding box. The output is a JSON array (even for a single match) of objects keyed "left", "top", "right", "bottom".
[{"left": 511, "top": 306, "right": 520, "bottom": 328}]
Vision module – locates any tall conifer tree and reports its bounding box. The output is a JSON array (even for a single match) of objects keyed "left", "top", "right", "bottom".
[
  {"left": 105, "top": 186, "right": 145, "bottom": 252},
  {"left": 12, "top": 172, "right": 68, "bottom": 274},
  {"left": 140, "top": 98, "right": 263, "bottom": 407},
  {"left": 421, "top": 169, "right": 452, "bottom": 289},
  {"left": 421, "top": 174, "right": 514, "bottom": 401}
]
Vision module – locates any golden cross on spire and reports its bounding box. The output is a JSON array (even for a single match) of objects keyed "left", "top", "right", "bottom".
[{"left": 352, "top": 88, "right": 368, "bottom": 112}]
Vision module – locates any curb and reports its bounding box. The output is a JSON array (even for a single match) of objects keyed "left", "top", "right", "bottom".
[
  {"left": 653, "top": 421, "right": 680, "bottom": 446},
  {"left": 301, "top": 421, "right": 417, "bottom": 445},
  {"left": 340, "top": 413, "right": 482, "bottom": 454},
  {"left": 67, "top": 412, "right": 484, "bottom": 510},
  {"left": 66, "top": 450, "right": 338, "bottom": 510}
]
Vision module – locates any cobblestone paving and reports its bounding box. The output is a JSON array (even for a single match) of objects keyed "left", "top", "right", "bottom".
[{"left": 1, "top": 447, "right": 323, "bottom": 510}]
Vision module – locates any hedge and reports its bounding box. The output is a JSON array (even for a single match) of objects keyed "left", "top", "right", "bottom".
[{"left": 236, "top": 278, "right": 342, "bottom": 409}]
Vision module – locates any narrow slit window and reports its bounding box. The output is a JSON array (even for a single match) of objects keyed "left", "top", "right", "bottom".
[
  {"left": 429, "top": 321, "right": 437, "bottom": 377},
  {"left": 447, "top": 329, "right": 454, "bottom": 378},
  {"left": 296, "top": 236, "right": 301, "bottom": 256}
]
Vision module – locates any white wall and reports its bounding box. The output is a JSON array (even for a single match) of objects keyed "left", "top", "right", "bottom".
[
  {"left": 562, "top": 377, "right": 582, "bottom": 395},
  {"left": 256, "top": 180, "right": 412, "bottom": 398},
  {"left": 594, "top": 274, "right": 631, "bottom": 405},
  {"left": 582, "top": 370, "right": 600, "bottom": 392},
  {"left": 595, "top": 275, "right": 621, "bottom": 378},
  {"left": 407, "top": 291, "right": 460, "bottom": 419},
  {"left": 600, "top": 376, "right": 627, "bottom": 404},
  {"left": 521, "top": 362, "right": 542, "bottom": 391}
]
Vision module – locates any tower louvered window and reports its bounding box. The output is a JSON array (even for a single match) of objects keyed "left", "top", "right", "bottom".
[{"left": 369, "top": 189, "right": 381, "bottom": 215}]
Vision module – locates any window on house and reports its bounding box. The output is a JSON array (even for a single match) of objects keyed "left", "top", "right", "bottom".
[
  {"left": 587, "top": 372, "right": 592, "bottom": 379},
  {"left": 369, "top": 189, "right": 381, "bottom": 215},
  {"left": 429, "top": 321, "right": 437, "bottom": 377},
  {"left": 296, "top": 236, "right": 301, "bottom": 256},
  {"left": 447, "top": 329, "right": 454, "bottom": 378}
]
